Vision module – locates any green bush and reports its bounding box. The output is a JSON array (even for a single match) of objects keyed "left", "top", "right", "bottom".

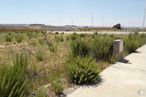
[
  {"left": 0, "top": 54, "right": 29, "bottom": 97},
  {"left": 66, "top": 57, "right": 100, "bottom": 85},
  {"left": 93, "top": 32, "right": 99, "bottom": 35},
  {"left": 124, "top": 38, "right": 139, "bottom": 53},
  {"left": 27, "top": 32, "right": 37, "bottom": 39},
  {"left": 27, "top": 32, "right": 33, "bottom": 39},
  {"left": 140, "top": 34, "right": 146, "bottom": 45},
  {"left": 15, "top": 34, "right": 24, "bottom": 43},
  {"left": 51, "top": 79, "right": 64, "bottom": 95},
  {"left": 55, "top": 36, "right": 64, "bottom": 42},
  {"left": 47, "top": 41, "right": 56, "bottom": 52},
  {"left": 124, "top": 33, "right": 143, "bottom": 54},
  {"left": 70, "top": 39, "right": 90, "bottom": 57},
  {"left": 38, "top": 39, "right": 47, "bottom": 46},
  {"left": 70, "top": 33, "right": 79, "bottom": 40},
  {"left": 90, "top": 36, "right": 114, "bottom": 61},
  {"left": 35, "top": 49, "right": 45, "bottom": 61},
  {"left": 5, "top": 34, "right": 12, "bottom": 42},
  {"left": 65, "top": 35, "right": 70, "bottom": 41},
  {"left": 80, "top": 34, "right": 86, "bottom": 38},
  {"left": 55, "top": 32, "right": 59, "bottom": 34},
  {"left": 70, "top": 35, "right": 114, "bottom": 61}
]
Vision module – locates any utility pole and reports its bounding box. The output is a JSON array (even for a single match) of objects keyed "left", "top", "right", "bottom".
[
  {"left": 91, "top": 15, "right": 93, "bottom": 27},
  {"left": 71, "top": 18, "right": 73, "bottom": 26},
  {"left": 58, "top": 17, "right": 61, "bottom": 26},
  {"left": 102, "top": 17, "right": 104, "bottom": 27},
  {"left": 143, "top": 9, "right": 146, "bottom": 29}
]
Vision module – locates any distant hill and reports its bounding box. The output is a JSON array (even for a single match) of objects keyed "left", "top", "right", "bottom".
[{"left": 0, "top": 24, "right": 77, "bottom": 32}]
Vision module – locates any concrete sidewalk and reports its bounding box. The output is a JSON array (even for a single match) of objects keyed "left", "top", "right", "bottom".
[{"left": 67, "top": 45, "right": 146, "bottom": 97}]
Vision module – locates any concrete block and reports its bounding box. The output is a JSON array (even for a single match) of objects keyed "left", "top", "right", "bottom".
[{"left": 113, "top": 39, "right": 123, "bottom": 60}]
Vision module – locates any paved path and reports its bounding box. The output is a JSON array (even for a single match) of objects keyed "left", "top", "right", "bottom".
[{"left": 67, "top": 45, "right": 146, "bottom": 97}]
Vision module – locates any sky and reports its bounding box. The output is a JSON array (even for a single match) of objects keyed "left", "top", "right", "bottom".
[{"left": 0, "top": 0, "right": 145, "bottom": 27}]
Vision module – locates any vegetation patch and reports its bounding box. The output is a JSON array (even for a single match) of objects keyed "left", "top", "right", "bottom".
[
  {"left": 0, "top": 54, "right": 30, "bottom": 97},
  {"left": 66, "top": 57, "right": 101, "bottom": 85},
  {"left": 0, "top": 31, "right": 146, "bottom": 96}
]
